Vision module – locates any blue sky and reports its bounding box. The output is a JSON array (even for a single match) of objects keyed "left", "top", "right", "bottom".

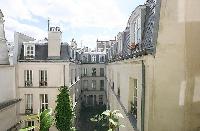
[{"left": 0, "top": 0, "right": 145, "bottom": 49}]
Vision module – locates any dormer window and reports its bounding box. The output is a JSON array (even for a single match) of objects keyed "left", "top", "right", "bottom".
[
  {"left": 91, "top": 55, "right": 96, "bottom": 62},
  {"left": 99, "top": 55, "right": 105, "bottom": 63},
  {"left": 24, "top": 44, "right": 35, "bottom": 59}
]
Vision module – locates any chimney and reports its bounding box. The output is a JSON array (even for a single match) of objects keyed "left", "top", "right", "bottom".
[
  {"left": 0, "top": 9, "right": 9, "bottom": 64},
  {"left": 48, "top": 27, "right": 62, "bottom": 59}
]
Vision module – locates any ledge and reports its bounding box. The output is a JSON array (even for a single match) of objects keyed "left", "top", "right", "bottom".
[{"left": 0, "top": 99, "right": 21, "bottom": 111}]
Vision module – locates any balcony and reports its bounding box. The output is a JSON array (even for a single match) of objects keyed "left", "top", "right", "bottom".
[
  {"left": 25, "top": 108, "right": 33, "bottom": 115},
  {"left": 39, "top": 81, "right": 47, "bottom": 87},
  {"left": 25, "top": 81, "right": 33, "bottom": 87}
]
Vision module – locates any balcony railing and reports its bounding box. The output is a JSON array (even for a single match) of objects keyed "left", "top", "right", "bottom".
[
  {"left": 25, "top": 81, "right": 33, "bottom": 87},
  {"left": 39, "top": 81, "right": 47, "bottom": 87},
  {"left": 25, "top": 108, "right": 33, "bottom": 115}
]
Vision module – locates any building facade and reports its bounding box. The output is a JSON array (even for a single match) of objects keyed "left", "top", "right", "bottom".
[
  {"left": 106, "top": 0, "right": 200, "bottom": 131},
  {"left": 80, "top": 52, "right": 107, "bottom": 106},
  {"left": 16, "top": 26, "right": 81, "bottom": 130}
]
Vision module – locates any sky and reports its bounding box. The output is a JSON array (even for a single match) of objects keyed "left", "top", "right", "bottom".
[{"left": 0, "top": 0, "right": 145, "bottom": 49}]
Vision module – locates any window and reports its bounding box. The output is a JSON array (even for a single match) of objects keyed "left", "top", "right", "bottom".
[
  {"left": 117, "top": 87, "right": 120, "bottom": 97},
  {"left": 92, "top": 68, "right": 96, "bottom": 76},
  {"left": 25, "top": 94, "right": 33, "bottom": 114},
  {"left": 71, "top": 69, "right": 73, "bottom": 84},
  {"left": 25, "top": 45, "right": 35, "bottom": 59},
  {"left": 39, "top": 70, "right": 47, "bottom": 87},
  {"left": 100, "top": 68, "right": 104, "bottom": 76},
  {"left": 99, "top": 55, "right": 105, "bottom": 63},
  {"left": 24, "top": 70, "right": 33, "bottom": 87},
  {"left": 83, "top": 80, "right": 88, "bottom": 90},
  {"left": 75, "top": 69, "right": 77, "bottom": 82},
  {"left": 99, "top": 95, "right": 103, "bottom": 105},
  {"left": 82, "top": 55, "right": 88, "bottom": 62},
  {"left": 91, "top": 80, "right": 96, "bottom": 89},
  {"left": 100, "top": 80, "right": 104, "bottom": 90},
  {"left": 40, "top": 94, "right": 48, "bottom": 112},
  {"left": 83, "top": 68, "right": 87, "bottom": 76},
  {"left": 25, "top": 121, "right": 34, "bottom": 131},
  {"left": 131, "top": 79, "right": 137, "bottom": 119},
  {"left": 91, "top": 55, "right": 96, "bottom": 62}
]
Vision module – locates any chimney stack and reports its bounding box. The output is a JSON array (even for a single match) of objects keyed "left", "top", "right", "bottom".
[{"left": 48, "top": 26, "right": 62, "bottom": 59}]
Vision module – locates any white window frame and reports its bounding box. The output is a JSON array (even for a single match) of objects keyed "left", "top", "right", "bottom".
[
  {"left": 91, "top": 55, "right": 96, "bottom": 62},
  {"left": 83, "top": 68, "right": 87, "bottom": 76},
  {"left": 24, "top": 44, "right": 35, "bottom": 59},
  {"left": 24, "top": 70, "right": 33, "bottom": 87},
  {"left": 40, "top": 94, "right": 48, "bottom": 111},
  {"left": 39, "top": 70, "right": 47, "bottom": 87},
  {"left": 25, "top": 121, "right": 34, "bottom": 131},
  {"left": 25, "top": 94, "right": 33, "bottom": 110},
  {"left": 91, "top": 80, "right": 96, "bottom": 89}
]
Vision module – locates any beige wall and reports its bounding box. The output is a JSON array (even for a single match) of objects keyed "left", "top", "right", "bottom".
[
  {"left": 0, "top": 65, "right": 20, "bottom": 130},
  {"left": 106, "top": 59, "right": 143, "bottom": 131},
  {"left": 17, "top": 62, "right": 80, "bottom": 130}
]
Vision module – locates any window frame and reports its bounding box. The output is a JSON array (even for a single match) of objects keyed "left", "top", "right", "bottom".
[
  {"left": 39, "top": 70, "right": 47, "bottom": 87},
  {"left": 24, "top": 70, "right": 33, "bottom": 87},
  {"left": 40, "top": 94, "right": 48, "bottom": 112}
]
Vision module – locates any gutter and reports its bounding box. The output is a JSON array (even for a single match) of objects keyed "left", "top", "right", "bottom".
[{"left": 141, "top": 60, "right": 145, "bottom": 131}]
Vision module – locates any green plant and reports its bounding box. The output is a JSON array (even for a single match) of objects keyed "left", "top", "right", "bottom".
[
  {"left": 91, "top": 109, "right": 125, "bottom": 131},
  {"left": 55, "top": 86, "right": 75, "bottom": 131},
  {"left": 19, "top": 108, "right": 54, "bottom": 131}
]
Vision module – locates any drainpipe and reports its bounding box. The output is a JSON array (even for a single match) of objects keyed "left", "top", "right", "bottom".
[
  {"left": 141, "top": 60, "right": 145, "bottom": 131},
  {"left": 64, "top": 64, "right": 65, "bottom": 86}
]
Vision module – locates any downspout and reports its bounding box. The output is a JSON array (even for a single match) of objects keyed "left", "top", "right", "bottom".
[
  {"left": 64, "top": 64, "right": 65, "bottom": 86},
  {"left": 141, "top": 60, "right": 145, "bottom": 131}
]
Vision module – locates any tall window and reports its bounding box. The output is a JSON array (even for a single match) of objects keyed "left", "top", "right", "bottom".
[
  {"left": 92, "top": 68, "right": 96, "bottom": 76},
  {"left": 24, "top": 70, "right": 33, "bottom": 87},
  {"left": 91, "top": 55, "right": 96, "bottom": 62},
  {"left": 25, "top": 121, "right": 34, "bottom": 131},
  {"left": 71, "top": 69, "right": 73, "bottom": 84},
  {"left": 132, "top": 79, "right": 137, "bottom": 119},
  {"left": 83, "top": 80, "right": 88, "bottom": 90},
  {"left": 99, "top": 95, "right": 103, "bottom": 105},
  {"left": 25, "top": 45, "right": 35, "bottom": 59},
  {"left": 39, "top": 70, "right": 47, "bottom": 87},
  {"left": 40, "top": 94, "right": 48, "bottom": 112},
  {"left": 75, "top": 69, "right": 77, "bottom": 82},
  {"left": 100, "top": 68, "right": 104, "bottom": 76},
  {"left": 91, "top": 80, "right": 96, "bottom": 89},
  {"left": 100, "top": 80, "right": 104, "bottom": 90},
  {"left": 25, "top": 94, "right": 33, "bottom": 114},
  {"left": 83, "top": 68, "right": 87, "bottom": 76}
]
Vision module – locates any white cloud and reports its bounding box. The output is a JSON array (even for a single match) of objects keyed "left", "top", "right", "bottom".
[
  {"left": 4, "top": 17, "right": 46, "bottom": 41},
  {"left": 0, "top": 0, "right": 129, "bottom": 45}
]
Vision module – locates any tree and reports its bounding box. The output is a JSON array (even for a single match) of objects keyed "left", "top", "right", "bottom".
[
  {"left": 91, "top": 109, "right": 125, "bottom": 131},
  {"left": 55, "top": 86, "right": 74, "bottom": 131},
  {"left": 19, "top": 109, "right": 54, "bottom": 131}
]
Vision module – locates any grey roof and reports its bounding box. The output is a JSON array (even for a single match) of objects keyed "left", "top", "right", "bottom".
[{"left": 19, "top": 43, "right": 72, "bottom": 61}]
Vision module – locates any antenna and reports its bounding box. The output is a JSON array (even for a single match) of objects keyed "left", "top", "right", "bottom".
[{"left": 48, "top": 18, "right": 50, "bottom": 31}]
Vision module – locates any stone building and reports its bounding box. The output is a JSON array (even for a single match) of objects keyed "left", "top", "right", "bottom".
[
  {"left": 0, "top": 9, "right": 21, "bottom": 131},
  {"left": 80, "top": 51, "right": 107, "bottom": 106},
  {"left": 16, "top": 26, "right": 81, "bottom": 130},
  {"left": 106, "top": 0, "right": 200, "bottom": 131}
]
